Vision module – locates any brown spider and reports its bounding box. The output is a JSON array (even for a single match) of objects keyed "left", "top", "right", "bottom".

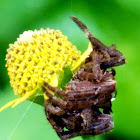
[{"left": 43, "top": 16, "right": 126, "bottom": 140}]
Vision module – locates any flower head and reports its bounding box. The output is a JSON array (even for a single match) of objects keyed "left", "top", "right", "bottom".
[{"left": 0, "top": 28, "right": 92, "bottom": 111}]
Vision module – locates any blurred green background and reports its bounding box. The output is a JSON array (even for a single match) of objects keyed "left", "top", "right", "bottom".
[{"left": 0, "top": 0, "right": 140, "bottom": 140}]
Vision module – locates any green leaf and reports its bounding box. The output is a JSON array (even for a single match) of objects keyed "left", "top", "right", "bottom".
[
  {"left": 59, "top": 65, "right": 73, "bottom": 90},
  {"left": 56, "top": 70, "right": 65, "bottom": 89},
  {"left": 28, "top": 88, "right": 44, "bottom": 106},
  {"left": 31, "top": 95, "right": 44, "bottom": 106}
]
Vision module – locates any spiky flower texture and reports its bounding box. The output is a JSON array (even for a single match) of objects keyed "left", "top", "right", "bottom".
[{"left": 0, "top": 28, "right": 92, "bottom": 111}]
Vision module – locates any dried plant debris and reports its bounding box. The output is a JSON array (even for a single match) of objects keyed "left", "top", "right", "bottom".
[{"left": 43, "top": 16, "right": 126, "bottom": 140}]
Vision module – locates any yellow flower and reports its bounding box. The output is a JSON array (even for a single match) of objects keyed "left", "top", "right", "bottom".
[{"left": 0, "top": 28, "right": 92, "bottom": 111}]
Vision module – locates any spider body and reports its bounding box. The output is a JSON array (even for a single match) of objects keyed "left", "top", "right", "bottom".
[
  {"left": 43, "top": 50, "right": 116, "bottom": 140},
  {"left": 43, "top": 16, "right": 126, "bottom": 140}
]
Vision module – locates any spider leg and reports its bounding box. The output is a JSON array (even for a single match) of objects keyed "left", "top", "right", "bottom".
[
  {"left": 101, "top": 71, "right": 115, "bottom": 82},
  {"left": 79, "top": 62, "right": 93, "bottom": 72},
  {"left": 67, "top": 80, "right": 116, "bottom": 100},
  {"left": 81, "top": 107, "right": 94, "bottom": 128},
  {"left": 43, "top": 86, "right": 67, "bottom": 109},
  {"left": 76, "top": 62, "right": 95, "bottom": 81},
  {"left": 44, "top": 82, "right": 66, "bottom": 97},
  {"left": 92, "top": 49, "right": 102, "bottom": 81},
  {"left": 58, "top": 131, "right": 78, "bottom": 140},
  {"left": 45, "top": 106, "right": 64, "bottom": 132},
  {"left": 85, "top": 115, "right": 113, "bottom": 135},
  {"left": 77, "top": 70, "right": 95, "bottom": 81},
  {"left": 58, "top": 114, "right": 113, "bottom": 140},
  {"left": 44, "top": 99, "right": 65, "bottom": 116},
  {"left": 82, "top": 114, "right": 113, "bottom": 135},
  {"left": 68, "top": 91, "right": 113, "bottom": 110},
  {"left": 61, "top": 112, "right": 82, "bottom": 131}
]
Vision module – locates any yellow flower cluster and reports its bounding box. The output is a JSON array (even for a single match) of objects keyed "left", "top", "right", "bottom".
[{"left": 0, "top": 28, "right": 93, "bottom": 111}]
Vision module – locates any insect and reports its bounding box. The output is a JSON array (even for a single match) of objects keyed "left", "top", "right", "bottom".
[{"left": 43, "top": 16, "right": 126, "bottom": 140}]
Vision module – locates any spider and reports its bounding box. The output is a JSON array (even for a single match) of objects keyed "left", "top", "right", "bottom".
[{"left": 43, "top": 16, "right": 126, "bottom": 140}]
